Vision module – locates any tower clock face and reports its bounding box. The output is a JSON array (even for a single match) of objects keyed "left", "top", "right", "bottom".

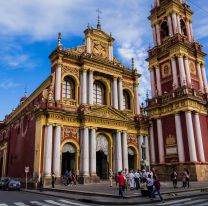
[{"left": 92, "top": 40, "right": 108, "bottom": 58}]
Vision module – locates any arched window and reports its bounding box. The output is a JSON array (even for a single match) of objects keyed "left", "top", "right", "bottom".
[
  {"left": 180, "top": 20, "right": 187, "bottom": 36},
  {"left": 161, "top": 21, "right": 169, "bottom": 40},
  {"left": 123, "top": 90, "right": 131, "bottom": 110},
  {"left": 93, "top": 81, "right": 105, "bottom": 105},
  {"left": 62, "top": 76, "right": 75, "bottom": 99}
]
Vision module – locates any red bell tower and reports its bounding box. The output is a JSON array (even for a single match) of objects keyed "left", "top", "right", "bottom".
[{"left": 146, "top": 0, "right": 208, "bottom": 180}]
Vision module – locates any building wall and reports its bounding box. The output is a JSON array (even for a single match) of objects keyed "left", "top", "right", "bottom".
[
  {"left": 180, "top": 112, "right": 190, "bottom": 162},
  {"left": 199, "top": 114, "right": 208, "bottom": 161},
  {"left": 7, "top": 113, "right": 36, "bottom": 178}
]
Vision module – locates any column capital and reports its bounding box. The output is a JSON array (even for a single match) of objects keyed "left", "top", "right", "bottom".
[
  {"left": 113, "top": 76, "right": 118, "bottom": 80},
  {"left": 176, "top": 53, "right": 185, "bottom": 58}
]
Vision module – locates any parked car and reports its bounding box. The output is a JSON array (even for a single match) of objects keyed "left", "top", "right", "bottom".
[
  {"left": 2, "top": 178, "right": 21, "bottom": 191},
  {"left": 0, "top": 177, "right": 10, "bottom": 189}
]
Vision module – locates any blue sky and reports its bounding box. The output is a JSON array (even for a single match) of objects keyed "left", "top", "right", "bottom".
[{"left": 0, "top": 0, "right": 208, "bottom": 120}]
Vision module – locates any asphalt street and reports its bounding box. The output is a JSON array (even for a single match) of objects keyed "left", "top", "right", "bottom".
[
  {"left": 144, "top": 194, "right": 208, "bottom": 206},
  {"left": 0, "top": 191, "right": 98, "bottom": 206}
]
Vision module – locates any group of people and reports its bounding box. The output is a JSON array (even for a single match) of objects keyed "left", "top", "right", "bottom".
[
  {"left": 170, "top": 168, "right": 190, "bottom": 189},
  {"left": 113, "top": 168, "right": 164, "bottom": 203},
  {"left": 63, "top": 170, "right": 77, "bottom": 186}
]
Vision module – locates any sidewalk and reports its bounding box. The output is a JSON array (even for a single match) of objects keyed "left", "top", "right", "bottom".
[{"left": 26, "top": 181, "right": 208, "bottom": 205}]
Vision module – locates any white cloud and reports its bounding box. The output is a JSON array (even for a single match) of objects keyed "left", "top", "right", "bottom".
[{"left": 0, "top": 80, "right": 20, "bottom": 89}]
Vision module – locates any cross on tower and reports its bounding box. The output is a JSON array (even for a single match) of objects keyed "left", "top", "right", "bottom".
[{"left": 96, "top": 8, "right": 102, "bottom": 30}]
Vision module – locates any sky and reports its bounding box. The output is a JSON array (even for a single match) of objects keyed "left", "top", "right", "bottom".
[{"left": 0, "top": 0, "right": 208, "bottom": 120}]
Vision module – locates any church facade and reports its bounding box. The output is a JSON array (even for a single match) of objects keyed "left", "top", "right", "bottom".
[
  {"left": 0, "top": 22, "right": 149, "bottom": 184},
  {"left": 147, "top": 0, "right": 208, "bottom": 180}
]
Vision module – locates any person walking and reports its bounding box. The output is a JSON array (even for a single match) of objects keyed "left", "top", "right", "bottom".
[
  {"left": 185, "top": 169, "right": 190, "bottom": 188},
  {"left": 170, "top": 169, "right": 177, "bottom": 189},
  {"left": 134, "top": 170, "right": 140, "bottom": 190},
  {"left": 151, "top": 176, "right": 164, "bottom": 203},
  {"left": 109, "top": 169, "right": 113, "bottom": 187},
  {"left": 51, "top": 173, "right": 56, "bottom": 188},
  {"left": 117, "top": 171, "right": 125, "bottom": 198}
]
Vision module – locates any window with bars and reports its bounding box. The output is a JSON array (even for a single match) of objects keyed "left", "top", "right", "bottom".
[
  {"left": 62, "top": 77, "right": 75, "bottom": 99},
  {"left": 93, "top": 81, "right": 105, "bottom": 105},
  {"left": 123, "top": 90, "right": 131, "bottom": 109}
]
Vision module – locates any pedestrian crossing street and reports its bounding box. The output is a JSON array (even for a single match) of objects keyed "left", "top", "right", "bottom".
[
  {"left": 157, "top": 198, "right": 208, "bottom": 206},
  {"left": 0, "top": 199, "right": 89, "bottom": 206}
]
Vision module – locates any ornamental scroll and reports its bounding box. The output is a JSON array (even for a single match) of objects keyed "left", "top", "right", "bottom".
[{"left": 62, "top": 126, "right": 80, "bottom": 144}]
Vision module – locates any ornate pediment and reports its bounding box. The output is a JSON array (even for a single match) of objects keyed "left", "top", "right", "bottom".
[{"left": 83, "top": 106, "right": 129, "bottom": 122}]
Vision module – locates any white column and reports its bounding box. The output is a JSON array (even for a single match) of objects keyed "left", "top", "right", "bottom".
[
  {"left": 113, "top": 77, "right": 118, "bottom": 109},
  {"left": 152, "top": 25, "right": 157, "bottom": 46},
  {"left": 55, "top": 65, "right": 61, "bottom": 101},
  {"left": 167, "top": 15, "right": 173, "bottom": 36},
  {"left": 172, "top": 13, "right": 177, "bottom": 34},
  {"left": 177, "top": 15, "right": 182, "bottom": 34},
  {"left": 155, "top": 66, "right": 162, "bottom": 95},
  {"left": 150, "top": 68, "right": 156, "bottom": 97},
  {"left": 116, "top": 131, "right": 122, "bottom": 172},
  {"left": 82, "top": 69, "right": 87, "bottom": 104},
  {"left": 194, "top": 113, "right": 205, "bottom": 162},
  {"left": 150, "top": 121, "right": 156, "bottom": 164},
  {"left": 90, "top": 128, "right": 96, "bottom": 175},
  {"left": 53, "top": 126, "right": 61, "bottom": 177},
  {"left": 157, "top": 119, "right": 165, "bottom": 163},
  {"left": 134, "top": 84, "right": 140, "bottom": 115},
  {"left": 185, "top": 111, "right": 197, "bottom": 162},
  {"left": 156, "top": 24, "right": 161, "bottom": 46},
  {"left": 184, "top": 56, "right": 192, "bottom": 87},
  {"left": 109, "top": 44, "right": 113, "bottom": 61},
  {"left": 88, "top": 70, "right": 93, "bottom": 104},
  {"left": 86, "top": 36, "right": 91, "bottom": 53},
  {"left": 138, "top": 135, "right": 143, "bottom": 160},
  {"left": 201, "top": 64, "right": 208, "bottom": 93},
  {"left": 122, "top": 132, "right": 128, "bottom": 171},
  {"left": 197, "top": 62, "right": 204, "bottom": 93},
  {"left": 156, "top": 0, "right": 160, "bottom": 7},
  {"left": 44, "top": 125, "right": 53, "bottom": 176},
  {"left": 145, "top": 136, "right": 150, "bottom": 164},
  {"left": 186, "top": 21, "right": 191, "bottom": 41},
  {"left": 81, "top": 127, "right": 89, "bottom": 176},
  {"left": 178, "top": 55, "right": 186, "bottom": 86},
  {"left": 171, "top": 57, "right": 179, "bottom": 89},
  {"left": 118, "top": 78, "right": 124, "bottom": 110},
  {"left": 175, "top": 113, "right": 185, "bottom": 162}
]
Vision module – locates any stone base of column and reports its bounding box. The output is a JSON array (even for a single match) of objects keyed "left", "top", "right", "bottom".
[
  {"left": 151, "top": 162, "right": 208, "bottom": 181},
  {"left": 77, "top": 175, "right": 100, "bottom": 184}
]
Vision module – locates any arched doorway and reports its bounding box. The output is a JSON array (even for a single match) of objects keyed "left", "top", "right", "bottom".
[
  {"left": 96, "top": 134, "right": 109, "bottom": 179},
  {"left": 62, "top": 143, "right": 76, "bottom": 175},
  {"left": 128, "top": 147, "right": 135, "bottom": 171}
]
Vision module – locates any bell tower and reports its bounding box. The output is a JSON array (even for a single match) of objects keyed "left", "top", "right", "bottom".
[{"left": 146, "top": 0, "right": 208, "bottom": 180}]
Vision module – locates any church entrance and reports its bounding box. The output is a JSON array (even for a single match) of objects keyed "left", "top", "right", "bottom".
[
  {"left": 96, "top": 134, "right": 109, "bottom": 180},
  {"left": 62, "top": 143, "right": 76, "bottom": 175},
  {"left": 96, "top": 151, "right": 108, "bottom": 179},
  {"left": 128, "top": 147, "right": 136, "bottom": 171}
]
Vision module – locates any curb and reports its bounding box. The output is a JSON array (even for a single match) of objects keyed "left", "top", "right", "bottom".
[{"left": 24, "top": 188, "right": 208, "bottom": 205}]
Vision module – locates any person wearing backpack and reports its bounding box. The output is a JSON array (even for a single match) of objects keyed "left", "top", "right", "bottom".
[{"left": 170, "top": 169, "right": 177, "bottom": 189}]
